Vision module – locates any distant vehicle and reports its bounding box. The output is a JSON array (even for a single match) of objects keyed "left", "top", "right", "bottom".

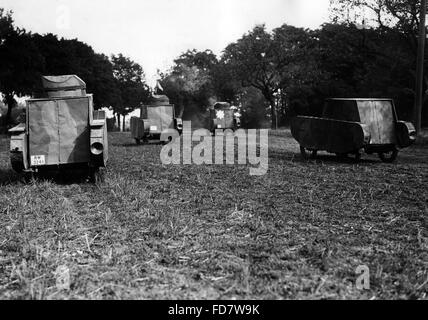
[
  {"left": 130, "top": 95, "right": 182, "bottom": 144},
  {"left": 209, "top": 102, "right": 240, "bottom": 134},
  {"left": 291, "top": 98, "right": 416, "bottom": 163},
  {"left": 8, "top": 75, "right": 108, "bottom": 182}
]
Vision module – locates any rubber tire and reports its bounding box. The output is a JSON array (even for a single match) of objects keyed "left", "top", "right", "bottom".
[
  {"left": 89, "top": 167, "right": 105, "bottom": 184},
  {"left": 354, "top": 152, "right": 362, "bottom": 161},
  {"left": 378, "top": 148, "right": 398, "bottom": 163},
  {"left": 300, "top": 146, "right": 317, "bottom": 160},
  {"left": 135, "top": 138, "right": 141, "bottom": 145},
  {"left": 162, "top": 136, "right": 173, "bottom": 145},
  {"left": 10, "top": 152, "right": 24, "bottom": 173}
]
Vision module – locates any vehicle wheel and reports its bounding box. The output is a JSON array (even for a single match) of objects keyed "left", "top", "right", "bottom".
[
  {"left": 10, "top": 152, "right": 24, "bottom": 173},
  {"left": 162, "top": 136, "right": 173, "bottom": 145},
  {"left": 300, "top": 146, "right": 317, "bottom": 160},
  {"left": 378, "top": 148, "right": 398, "bottom": 163},
  {"left": 352, "top": 152, "right": 361, "bottom": 161},
  {"left": 135, "top": 138, "right": 141, "bottom": 145},
  {"left": 89, "top": 167, "right": 105, "bottom": 184}
]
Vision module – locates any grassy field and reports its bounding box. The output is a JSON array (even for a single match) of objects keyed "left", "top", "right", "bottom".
[{"left": 0, "top": 130, "right": 427, "bottom": 299}]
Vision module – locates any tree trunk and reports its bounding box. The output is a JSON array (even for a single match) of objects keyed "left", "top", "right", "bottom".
[
  {"left": 268, "top": 97, "right": 278, "bottom": 130},
  {"left": 4, "top": 93, "right": 17, "bottom": 128},
  {"left": 117, "top": 113, "right": 121, "bottom": 131},
  {"left": 261, "top": 89, "right": 278, "bottom": 130},
  {"left": 122, "top": 114, "right": 126, "bottom": 132}
]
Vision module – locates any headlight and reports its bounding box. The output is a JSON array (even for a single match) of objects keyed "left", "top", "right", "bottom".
[{"left": 91, "top": 142, "right": 104, "bottom": 155}]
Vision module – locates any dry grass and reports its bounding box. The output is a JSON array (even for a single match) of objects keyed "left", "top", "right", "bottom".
[{"left": 0, "top": 130, "right": 427, "bottom": 300}]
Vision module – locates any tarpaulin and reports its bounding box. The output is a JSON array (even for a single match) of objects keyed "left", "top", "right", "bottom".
[{"left": 28, "top": 97, "right": 90, "bottom": 166}]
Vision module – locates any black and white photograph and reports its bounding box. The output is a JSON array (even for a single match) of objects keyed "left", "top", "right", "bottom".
[{"left": 0, "top": 0, "right": 427, "bottom": 304}]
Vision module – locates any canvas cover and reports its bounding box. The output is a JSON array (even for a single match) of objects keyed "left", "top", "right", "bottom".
[
  {"left": 291, "top": 116, "right": 367, "bottom": 154},
  {"left": 150, "top": 95, "right": 170, "bottom": 106},
  {"left": 28, "top": 97, "right": 90, "bottom": 166},
  {"left": 42, "top": 75, "right": 86, "bottom": 90},
  {"left": 357, "top": 100, "right": 396, "bottom": 145},
  {"left": 213, "top": 102, "right": 231, "bottom": 110},
  {"left": 146, "top": 106, "right": 174, "bottom": 133},
  {"left": 213, "top": 109, "right": 234, "bottom": 129},
  {"left": 210, "top": 108, "right": 234, "bottom": 129},
  {"left": 131, "top": 117, "right": 145, "bottom": 138},
  {"left": 42, "top": 75, "right": 86, "bottom": 98},
  {"left": 323, "top": 100, "right": 360, "bottom": 122}
]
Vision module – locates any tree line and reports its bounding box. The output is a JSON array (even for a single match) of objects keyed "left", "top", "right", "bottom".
[
  {"left": 0, "top": 8, "right": 150, "bottom": 130},
  {"left": 160, "top": 0, "right": 428, "bottom": 129},
  {"left": 1, "top": 1, "right": 427, "bottom": 130}
]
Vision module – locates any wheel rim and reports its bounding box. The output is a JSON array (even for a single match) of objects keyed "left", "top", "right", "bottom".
[
  {"left": 379, "top": 149, "right": 398, "bottom": 163},
  {"left": 300, "top": 146, "right": 317, "bottom": 160},
  {"left": 300, "top": 146, "right": 309, "bottom": 159},
  {"left": 354, "top": 152, "right": 361, "bottom": 161},
  {"left": 336, "top": 153, "right": 348, "bottom": 159}
]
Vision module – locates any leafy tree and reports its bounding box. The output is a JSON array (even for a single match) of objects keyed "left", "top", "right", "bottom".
[
  {"left": 211, "top": 59, "right": 241, "bottom": 103},
  {"left": 330, "top": 0, "right": 423, "bottom": 54},
  {"left": 273, "top": 24, "right": 321, "bottom": 121},
  {"left": 222, "top": 24, "right": 313, "bottom": 128},
  {"left": 0, "top": 9, "right": 43, "bottom": 127},
  {"left": 239, "top": 87, "right": 270, "bottom": 128},
  {"left": 33, "top": 34, "right": 120, "bottom": 109},
  {"left": 223, "top": 25, "right": 310, "bottom": 129},
  {"left": 160, "top": 49, "right": 221, "bottom": 125},
  {"left": 328, "top": 1, "right": 426, "bottom": 122},
  {"left": 111, "top": 54, "right": 150, "bottom": 129},
  {"left": 222, "top": 25, "right": 279, "bottom": 128}
]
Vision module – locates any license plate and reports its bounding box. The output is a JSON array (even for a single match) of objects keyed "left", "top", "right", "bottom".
[
  {"left": 31, "top": 155, "right": 46, "bottom": 166},
  {"left": 150, "top": 126, "right": 158, "bottom": 131}
]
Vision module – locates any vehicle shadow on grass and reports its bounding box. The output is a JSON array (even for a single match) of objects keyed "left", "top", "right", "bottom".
[
  {"left": 32, "top": 170, "right": 93, "bottom": 185},
  {"left": 270, "top": 150, "right": 379, "bottom": 165},
  {"left": 310, "top": 154, "right": 378, "bottom": 165},
  {"left": 114, "top": 143, "right": 144, "bottom": 148},
  {"left": 119, "top": 142, "right": 166, "bottom": 147},
  {"left": 0, "top": 168, "right": 25, "bottom": 185},
  {"left": 273, "top": 150, "right": 428, "bottom": 166},
  {"left": 0, "top": 168, "right": 98, "bottom": 186}
]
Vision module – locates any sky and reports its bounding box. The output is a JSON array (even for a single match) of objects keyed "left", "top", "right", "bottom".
[{"left": 1, "top": 0, "right": 330, "bottom": 86}]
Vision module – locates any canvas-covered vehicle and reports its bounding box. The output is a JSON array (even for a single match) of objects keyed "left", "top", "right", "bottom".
[
  {"left": 8, "top": 75, "right": 108, "bottom": 181},
  {"left": 291, "top": 98, "right": 416, "bottom": 163},
  {"left": 130, "top": 95, "right": 182, "bottom": 144},
  {"left": 209, "top": 102, "right": 239, "bottom": 134}
]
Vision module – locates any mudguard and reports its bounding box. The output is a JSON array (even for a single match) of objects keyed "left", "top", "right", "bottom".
[
  {"left": 90, "top": 111, "right": 108, "bottom": 167},
  {"left": 130, "top": 117, "right": 145, "bottom": 139},
  {"left": 9, "top": 123, "right": 29, "bottom": 170},
  {"left": 175, "top": 118, "right": 183, "bottom": 132},
  {"left": 291, "top": 116, "right": 371, "bottom": 154},
  {"left": 396, "top": 121, "right": 416, "bottom": 148}
]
